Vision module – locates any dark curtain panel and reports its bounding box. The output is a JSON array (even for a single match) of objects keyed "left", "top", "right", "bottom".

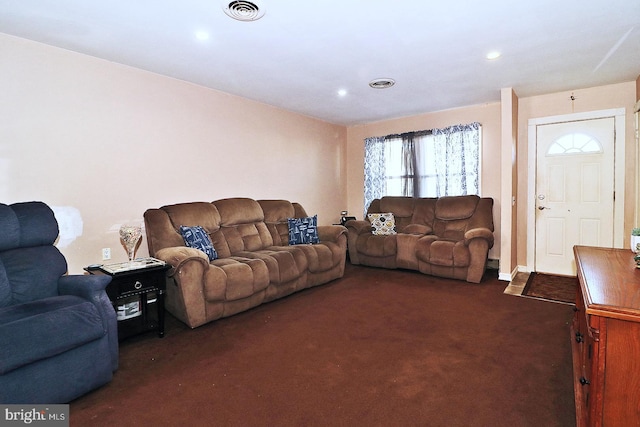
[{"left": 400, "top": 133, "right": 419, "bottom": 197}]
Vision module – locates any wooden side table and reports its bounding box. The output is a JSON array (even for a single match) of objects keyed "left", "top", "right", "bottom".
[{"left": 85, "top": 259, "right": 170, "bottom": 341}]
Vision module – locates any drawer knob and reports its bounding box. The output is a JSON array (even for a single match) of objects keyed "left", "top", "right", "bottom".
[
  {"left": 134, "top": 281, "right": 143, "bottom": 290},
  {"left": 579, "top": 377, "right": 590, "bottom": 386}
]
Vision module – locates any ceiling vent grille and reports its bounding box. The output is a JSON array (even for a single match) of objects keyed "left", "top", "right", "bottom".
[
  {"left": 223, "top": 1, "right": 265, "bottom": 21},
  {"left": 369, "top": 78, "right": 395, "bottom": 89}
]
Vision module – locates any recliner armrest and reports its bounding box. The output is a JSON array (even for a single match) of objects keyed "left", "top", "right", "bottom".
[
  {"left": 345, "top": 219, "right": 373, "bottom": 235},
  {"left": 58, "top": 274, "right": 118, "bottom": 371},
  {"left": 58, "top": 274, "right": 111, "bottom": 298},
  {"left": 154, "top": 246, "right": 210, "bottom": 276},
  {"left": 317, "top": 224, "right": 347, "bottom": 242},
  {"left": 464, "top": 227, "right": 494, "bottom": 248}
]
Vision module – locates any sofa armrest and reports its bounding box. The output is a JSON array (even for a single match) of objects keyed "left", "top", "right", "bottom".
[
  {"left": 402, "top": 224, "right": 433, "bottom": 235},
  {"left": 345, "top": 219, "right": 373, "bottom": 235},
  {"left": 58, "top": 274, "right": 111, "bottom": 297},
  {"left": 58, "top": 274, "right": 118, "bottom": 371},
  {"left": 464, "top": 227, "right": 494, "bottom": 248},
  {"left": 154, "top": 247, "right": 214, "bottom": 328},
  {"left": 317, "top": 224, "right": 347, "bottom": 242},
  {"left": 154, "top": 246, "right": 210, "bottom": 276}
]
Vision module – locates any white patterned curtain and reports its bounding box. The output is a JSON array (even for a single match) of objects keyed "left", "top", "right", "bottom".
[
  {"left": 363, "top": 123, "right": 480, "bottom": 215},
  {"left": 432, "top": 122, "right": 480, "bottom": 196},
  {"left": 363, "top": 136, "right": 386, "bottom": 216}
]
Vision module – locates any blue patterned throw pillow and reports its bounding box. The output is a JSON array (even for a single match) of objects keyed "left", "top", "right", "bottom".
[
  {"left": 179, "top": 225, "right": 218, "bottom": 261},
  {"left": 288, "top": 215, "right": 319, "bottom": 245}
]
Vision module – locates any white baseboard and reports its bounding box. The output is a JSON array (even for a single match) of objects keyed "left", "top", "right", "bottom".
[
  {"left": 498, "top": 265, "right": 519, "bottom": 282},
  {"left": 498, "top": 272, "right": 513, "bottom": 282},
  {"left": 518, "top": 264, "right": 532, "bottom": 273}
]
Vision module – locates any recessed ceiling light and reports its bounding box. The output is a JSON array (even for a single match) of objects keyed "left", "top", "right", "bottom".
[
  {"left": 369, "top": 78, "right": 395, "bottom": 89},
  {"left": 486, "top": 51, "right": 501, "bottom": 60},
  {"left": 195, "top": 31, "right": 210, "bottom": 41},
  {"left": 222, "top": 0, "right": 265, "bottom": 21},
  {"left": 337, "top": 89, "right": 347, "bottom": 97}
]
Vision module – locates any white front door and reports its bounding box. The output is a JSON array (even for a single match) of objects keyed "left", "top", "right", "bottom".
[{"left": 534, "top": 117, "right": 615, "bottom": 275}]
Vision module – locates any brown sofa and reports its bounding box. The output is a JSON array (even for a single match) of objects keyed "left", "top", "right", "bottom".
[
  {"left": 143, "top": 198, "right": 347, "bottom": 328},
  {"left": 346, "top": 195, "right": 494, "bottom": 283}
]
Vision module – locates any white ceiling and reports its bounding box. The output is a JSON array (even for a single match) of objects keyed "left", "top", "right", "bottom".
[{"left": 1, "top": 0, "right": 639, "bottom": 126}]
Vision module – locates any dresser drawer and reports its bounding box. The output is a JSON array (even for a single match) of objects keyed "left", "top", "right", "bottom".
[{"left": 107, "top": 270, "right": 165, "bottom": 300}]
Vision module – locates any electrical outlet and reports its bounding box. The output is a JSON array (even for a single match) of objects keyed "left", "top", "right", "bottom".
[{"left": 102, "top": 248, "right": 111, "bottom": 260}]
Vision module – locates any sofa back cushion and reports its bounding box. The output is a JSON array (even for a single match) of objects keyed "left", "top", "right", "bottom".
[
  {"left": 370, "top": 197, "right": 416, "bottom": 232},
  {"left": 258, "top": 200, "right": 295, "bottom": 246},
  {"left": 365, "top": 195, "right": 493, "bottom": 242},
  {"left": 292, "top": 202, "right": 308, "bottom": 219},
  {"left": 433, "top": 195, "right": 481, "bottom": 240},
  {"left": 411, "top": 198, "right": 437, "bottom": 227},
  {"left": 0, "top": 202, "right": 66, "bottom": 307},
  {"left": 467, "top": 197, "right": 494, "bottom": 232},
  {"left": 213, "top": 198, "right": 273, "bottom": 256},
  {"left": 145, "top": 202, "right": 221, "bottom": 255},
  {"left": 163, "top": 202, "right": 222, "bottom": 231}
]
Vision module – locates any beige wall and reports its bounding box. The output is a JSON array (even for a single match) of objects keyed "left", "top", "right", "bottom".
[
  {"left": 0, "top": 34, "right": 347, "bottom": 274},
  {"left": 2, "top": 32, "right": 637, "bottom": 276},
  {"left": 346, "top": 103, "right": 503, "bottom": 260}
]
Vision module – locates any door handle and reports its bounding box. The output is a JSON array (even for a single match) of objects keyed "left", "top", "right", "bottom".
[{"left": 538, "top": 206, "right": 550, "bottom": 210}]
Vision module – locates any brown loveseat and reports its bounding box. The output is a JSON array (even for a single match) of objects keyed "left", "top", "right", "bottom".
[
  {"left": 144, "top": 198, "right": 347, "bottom": 328},
  {"left": 346, "top": 195, "right": 494, "bottom": 283}
]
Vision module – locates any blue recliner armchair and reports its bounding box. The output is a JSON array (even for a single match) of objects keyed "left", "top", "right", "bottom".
[{"left": 0, "top": 201, "right": 118, "bottom": 403}]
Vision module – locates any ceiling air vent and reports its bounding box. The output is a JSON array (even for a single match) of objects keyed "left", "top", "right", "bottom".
[
  {"left": 369, "top": 78, "right": 395, "bottom": 89},
  {"left": 222, "top": 0, "right": 265, "bottom": 21}
]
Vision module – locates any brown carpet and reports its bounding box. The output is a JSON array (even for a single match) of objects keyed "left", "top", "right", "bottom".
[
  {"left": 70, "top": 264, "right": 575, "bottom": 427},
  {"left": 522, "top": 272, "right": 577, "bottom": 304}
]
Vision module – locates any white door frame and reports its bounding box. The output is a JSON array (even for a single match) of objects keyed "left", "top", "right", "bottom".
[{"left": 527, "top": 108, "right": 626, "bottom": 273}]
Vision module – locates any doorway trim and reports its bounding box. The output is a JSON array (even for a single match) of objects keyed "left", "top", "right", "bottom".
[{"left": 526, "top": 108, "right": 626, "bottom": 273}]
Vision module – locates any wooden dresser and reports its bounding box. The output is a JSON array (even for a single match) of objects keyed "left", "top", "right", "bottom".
[{"left": 572, "top": 246, "right": 640, "bottom": 427}]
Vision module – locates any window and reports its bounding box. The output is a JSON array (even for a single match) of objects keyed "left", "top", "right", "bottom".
[
  {"left": 364, "top": 123, "right": 481, "bottom": 213},
  {"left": 547, "top": 133, "right": 602, "bottom": 156}
]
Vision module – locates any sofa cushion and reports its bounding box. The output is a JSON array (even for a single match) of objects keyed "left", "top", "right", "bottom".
[
  {"left": 288, "top": 215, "right": 319, "bottom": 245},
  {"left": 402, "top": 224, "right": 432, "bottom": 235},
  {"left": 0, "top": 295, "right": 105, "bottom": 374},
  {"left": 416, "top": 239, "right": 471, "bottom": 267},
  {"left": 356, "top": 234, "right": 397, "bottom": 257},
  {"left": 378, "top": 197, "right": 415, "bottom": 218},
  {"left": 213, "top": 198, "right": 274, "bottom": 255},
  {"left": 376, "top": 197, "right": 415, "bottom": 231},
  {"left": 236, "top": 249, "right": 306, "bottom": 285},
  {"left": 411, "top": 198, "right": 437, "bottom": 226},
  {"left": 162, "top": 202, "right": 222, "bottom": 232},
  {"left": 0, "top": 246, "right": 67, "bottom": 307},
  {"left": 205, "top": 258, "right": 269, "bottom": 302},
  {"left": 180, "top": 225, "right": 218, "bottom": 261},
  {"left": 259, "top": 200, "right": 295, "bottom": 223},
  {"left": 0, "top": 202, "right": 59, "bottom": 251},
  {"left": 289, "top": 243, "right": 335, "bottom": 272},
  {"left": 434, "top": 195, "right": 479, "bottom": 220},
  {"left": 214, "top": 198, "right": 264, "bottom": 226},
  {"left": 258, "top": 200, "right": 296, "bottom": 246},
  {"left": 368, "top": 213, "right": 397, "bottom": 236}
]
